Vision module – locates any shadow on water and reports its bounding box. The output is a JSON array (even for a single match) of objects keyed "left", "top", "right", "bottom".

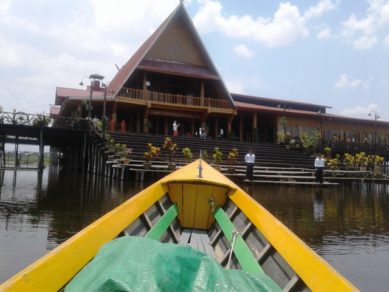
[{"left": 1, "top": 169, "right": 389, "bottom": 290}]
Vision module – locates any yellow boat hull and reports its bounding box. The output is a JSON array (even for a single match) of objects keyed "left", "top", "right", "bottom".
[{"left": 0, "top": 160, "right": 358, "bottom": 291}]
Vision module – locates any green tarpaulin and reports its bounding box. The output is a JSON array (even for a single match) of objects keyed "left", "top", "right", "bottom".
[{"left": 65, "top": 236, "right": 281, "bottom": 291}]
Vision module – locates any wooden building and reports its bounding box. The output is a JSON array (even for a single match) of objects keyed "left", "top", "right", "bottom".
[{"left": 52, "top": 2, "right": 389, "bottom": 145}]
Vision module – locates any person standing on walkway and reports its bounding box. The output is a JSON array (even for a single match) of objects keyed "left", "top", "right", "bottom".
[
  {"left": 173, "top": 121, "right": 180, "bottom": 137},
  {"left": 245, "top": 150, "right": 255, "bottom": 180},
  {"left": 218, "top": 128, "right": 224, "bottom": 139},
  {"left": 314, "top": 154, "right": 325, "bottom": 184}
]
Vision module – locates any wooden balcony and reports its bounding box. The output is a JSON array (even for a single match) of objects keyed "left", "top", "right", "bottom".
[{"left": 117, "top": 87, "right": 234, "bottom": 113}]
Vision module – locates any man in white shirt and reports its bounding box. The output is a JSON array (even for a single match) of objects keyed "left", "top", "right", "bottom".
[
  {"left": 245, "top": 150, "right": 255, "bottom": 180},
  {"left": 314, "top": 154, "right": 326, "bottom": 184},
  {"left": 173, "top": 121, "right": 179, "bottom": 137},
  {"left": 218, "top": 128, "right": 224, "bottom": 139}
]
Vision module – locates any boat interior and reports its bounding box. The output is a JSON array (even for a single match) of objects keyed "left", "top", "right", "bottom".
[
  {"left": 0, "top": 161, "right": 357, "bottom": 292},
  {"left": 120, "top": 183, "right": 308, "bottom": 292}
]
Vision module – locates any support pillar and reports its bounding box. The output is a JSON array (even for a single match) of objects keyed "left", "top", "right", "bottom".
[
  {"left": 143, "top": 109, "right": 149, "bottom": 134},
  {"left": 82, "top": 133, "right": 87, "bottom": 173},
  {"left": 191, "top": 119, "right": 195, "bottom": 136},
  {"left": 111, "top": 102, "right": 117, "bottom": 131},
  {"left": 38, "top": 128, "right": 44, "bottom": 170},
  {"left": 227, "top": 115, "right": 233, "bottom": 139},
  {"left": 252, "top": 112, "right": 257, "bottom": 129},
  {"left": 136, "top": 111, "right": 141, "bottom": 133},
  {"left": 200, "top": 80, "right": 205, "bottom": 106},
  {"left": 143, "top": 72, "right": 148, "bottom": 100},
  {"left": 215, "top": 118, "right": 219, "bottom": 139},
  {"left": 164, "top": 117, "right": 168, "bottom": 135},
  {"left": 14, "top": 136, "right": 19, "bottom": 168},
  {"left": 239, "top": 116, "right": 243, "bottom": 142},
  {"left": 252, "top": 112, "right": 258, "bottom": 143}
]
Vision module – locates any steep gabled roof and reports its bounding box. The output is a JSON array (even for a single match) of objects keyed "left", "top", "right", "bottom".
[{"left": 109, "top": 2, "right": 234, "bottom": 106}]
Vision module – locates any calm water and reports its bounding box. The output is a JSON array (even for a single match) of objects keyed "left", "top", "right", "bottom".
[{"left": 1, "top": 168, "right": 389, "bottom": 291}]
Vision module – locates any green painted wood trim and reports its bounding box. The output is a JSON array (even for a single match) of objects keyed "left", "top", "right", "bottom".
[
  {"left": 214, "top": 207, "right": 264, "bottom": 275},
  {"left": 146, "top": 204, "right": 178, "bottom": 241}
]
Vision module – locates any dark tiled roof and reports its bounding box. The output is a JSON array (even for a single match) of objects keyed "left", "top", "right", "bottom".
[
  {"left": 55, "top": 87, "right": 113, "bottom": 105},
  {"left": 232, "top": 93, "right": 329, "bottom": 110},
  {"left": 138, "top": 59, "right": 220, "bottom": 80}
]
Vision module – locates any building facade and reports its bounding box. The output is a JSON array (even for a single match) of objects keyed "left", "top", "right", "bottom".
[{"left": 52, "top": 2, "right": 389, "bottom": 146}]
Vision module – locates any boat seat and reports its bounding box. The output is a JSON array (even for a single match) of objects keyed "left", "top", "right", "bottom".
[{"left": 180, "top": 229, "right": 216, "bottom": 258}]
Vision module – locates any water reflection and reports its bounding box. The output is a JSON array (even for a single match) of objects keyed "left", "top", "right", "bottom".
[
  {"left": 0, "top": 167, "right": 144, "bottom": 282},
  {"left": 1, "top": 170, "right": 389, "bottom": 290},
  {"left": 247, "top": 183, "right": 389, "bottom": 290}
]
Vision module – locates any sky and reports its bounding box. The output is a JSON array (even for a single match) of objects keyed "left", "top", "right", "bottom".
[{"left": 0, "top": 0, "right": 388, "bottom": 121}]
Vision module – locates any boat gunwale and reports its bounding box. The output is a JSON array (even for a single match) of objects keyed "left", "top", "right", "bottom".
[
  {"left": 0, "top": 160, "right": 358, "bottom": 292},
  {"left": 0, "top": 179, "right": 168, "bottom": 291},
  {"left": 228, "top": 187, "right": 359, "bottom": 291}
]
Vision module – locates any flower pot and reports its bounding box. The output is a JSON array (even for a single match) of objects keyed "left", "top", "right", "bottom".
[
  {"left": 121, "top": 158, "right": 130, "bottom": 165},
  {"left": 143, "top": 162, "right": 151, "bottom": 169},
  {"left": 168, "top": 163, "right": 176, "bottom": 170}
]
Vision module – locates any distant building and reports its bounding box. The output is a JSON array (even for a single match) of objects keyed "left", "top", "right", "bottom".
[{"left": 53, "top": 2, "right": 389, "bottom": 145}]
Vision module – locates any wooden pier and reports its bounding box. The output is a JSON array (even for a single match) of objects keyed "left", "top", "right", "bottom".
[{"left": 100, "top": 158, "right": 389, "bottom": 186}]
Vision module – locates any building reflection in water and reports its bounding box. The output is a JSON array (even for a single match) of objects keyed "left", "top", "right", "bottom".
[{"left": 0, "top": 167, "right": 143, "bottom": 282}]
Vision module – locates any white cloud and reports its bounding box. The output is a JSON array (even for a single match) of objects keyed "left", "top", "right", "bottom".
[
  {"left": 0, "top": 0, "right": 183, "bottom": 113},
  {"left": 0, "top": 0, "right": 12, "bottom": 13},
  {"left": 233, "top": 44, "right": 254, "bottom": 58},
  {"left": 304, "top": 0, "right": 338, "bottom": 20},
  {"left": 335, "top": 74, "right": 362, "bottom": 88},
  {"left": 341, "top": 0, "right": 389, "bottom": 49},
  {"left": 194, "top": 1, "right": 310, "bottom": 47},
  {"left": 340, "top": 103, "right": 379, "bottom": 119},
  {"left": 353, "top": 35, "right": 378, "bottom": 49},
  {"left": 385, "top": 34, "right": 389, "bottom": 46},
  {"left": 193, "top": 0, "right": 338, "bottom": 47},
  {"left": 0, "top": 38, "right": 22, "bottom": 66},
  {"left": 317, "top": 28, "right": 331, "bottom": 39}
]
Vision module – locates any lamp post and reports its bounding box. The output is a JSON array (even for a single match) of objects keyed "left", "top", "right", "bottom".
[
  {"left": 368, "top": 111, "right": 380, "bottom": 154},
  {"left": 101, "top": 82, "right": 109, "bottom": 139},
  {"left": 318, "top": 109, "right": 325, "bottom": 143},
  {"left": 80, "top": 74, "right": 105, "bottom": 119}
]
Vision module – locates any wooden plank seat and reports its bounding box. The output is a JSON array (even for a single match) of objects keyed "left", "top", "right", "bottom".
[{"left": 179, "top": 229, "right": 216, "bottom": 258}]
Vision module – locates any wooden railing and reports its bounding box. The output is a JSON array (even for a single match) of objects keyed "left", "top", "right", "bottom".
[{"left": 118, "top": 87, "right": 232, "bottom": 109}]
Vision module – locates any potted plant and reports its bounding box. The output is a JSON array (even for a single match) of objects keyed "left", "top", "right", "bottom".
[
  {"left": 227, "top": 148, "right": 238, "bottom": 173},
  {"left": 324, "top": 147, "right": 332, "bottom": 159},
  {"left": 343, "top": 153, "right": 356, "bottom": 170},
  {"left": 143, "top": 143, "right": 160, "bottom": 169},
  {"left": 118, "top": 144, "right": 131, "bottom": 164},
  {"left": 355, "top": 152, "right": 368, "bottom": 171},
  {"left": 182, "top": 147, "right": 193, "bottom": 164},
  {"left": 284, "top": 132, "right": 291, "bottom": 148},
  {"left": 326, "top": 158, "right": 338, "bottom": 176},
  {"left": 163, "top": 137, "right": 178, "bottom": 170},
  {"left": 277, "top": 131, "right": 285, "bottom": 144},
  {"left": 212, "top": 147, "right": 223, "bottom": 170},
  {"left": 374, "top": 155, "right": 384, "bottom": 177}
]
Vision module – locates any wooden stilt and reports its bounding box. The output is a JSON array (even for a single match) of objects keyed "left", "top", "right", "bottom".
[{"left": 38, "top": 128, "right": 45, "bottom": 170}]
